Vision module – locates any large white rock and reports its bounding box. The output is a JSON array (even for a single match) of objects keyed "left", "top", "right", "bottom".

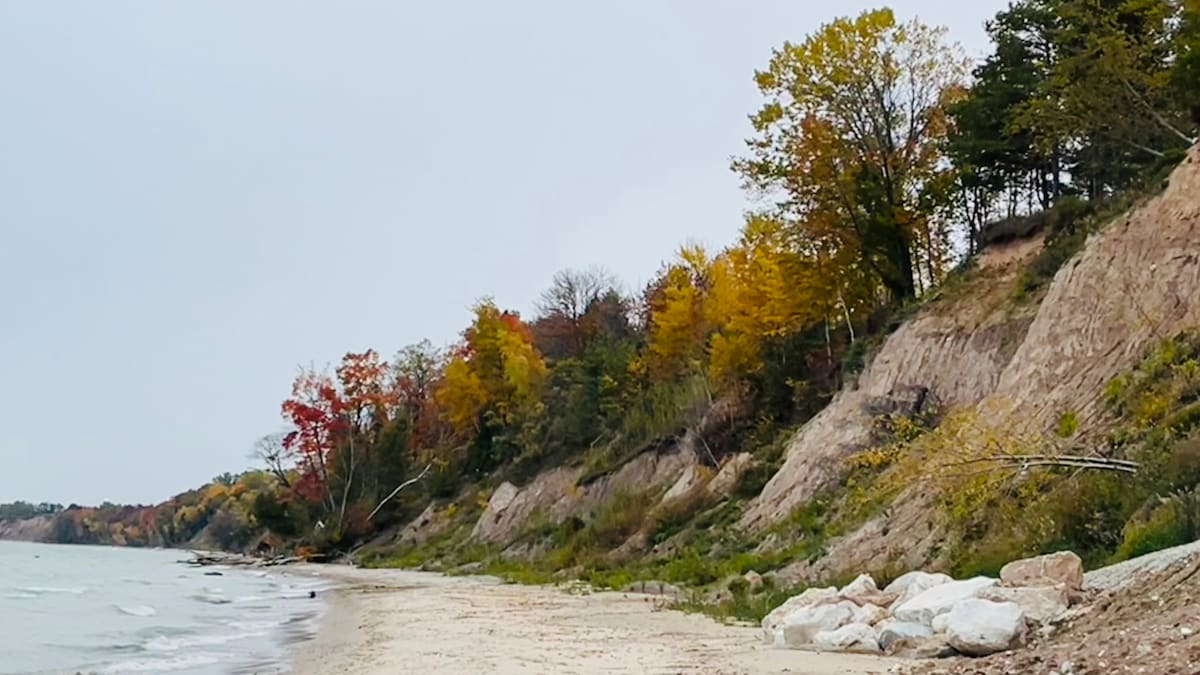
[
  {"left": 1000, "top": 551, "right": 1084, "bottom": 590},
  {"left": 892, "top": 577, "right": 998, "bottom": 627},
  {"left": 944, "top": 598, "right": 1026, "bottom": 656},
  {"left": 838, "top": 574, "right": 878, "bottom": 601},
  {"left": 778, "top": 601, "right": 857, "bottom": 648},
  {"left": 877, "top": 619, "right": 933, "bottom": 652},
  {"left": 884, "top": 571, "right": 955, "bottom": 609},
  {"left": 978, "top": 585, "right": 1069, "bottom": 624},
  {"left": 812, "top": 622, "right": 882, "bottom": 654},
  {"left": 852, "top": 603, "right": 889, "bottom": 626},
  {"left": 761, "top": 587, "right": 838, "bottom": 643}
]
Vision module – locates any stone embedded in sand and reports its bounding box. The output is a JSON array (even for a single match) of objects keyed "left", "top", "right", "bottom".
[
  {"left": 777, "top": 601, "right": 857, "bottom": 648},
  {"left": 978, "top": 584, "right": 1069, "bottom": 624},
  {"left": 1000, "top": 551, "right": 1085, "bottom": 590},
  {"left": 884, "top": 571, "right": 955, "bottom": 609},
  {"left": 812, "top": 622, "right": 881, "bottom": 654},
  {"left": 892, "top": 577, "right": 998, "bottom": 627},
  {"left": 877, "top": 619, "right": 934, "bottom": 652},
  {"left": 851, "top": 603, "right": 889, "bottom": 626},
  {"left": 889, "top": 634, "right": 958, "bottom": 659},
  {"left": 760, "top": 587, "right": 839, "bottom": 644},
  {"left": 944, "top": 598, "right": 1026, "bottom": 656},
  {"left": 623, "top": 580, "right": 681, "bottom": 597}
]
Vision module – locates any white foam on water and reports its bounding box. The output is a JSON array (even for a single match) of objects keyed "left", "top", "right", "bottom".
[
  {"left": 144, "top": 630, "right": 267, "bottom": 653},
  {"left": 1, "top": 542, "right": 329, "bottom": 674},
  {"left": 17, "top": 585, "right": 89, "bottom": 595},
  {"left": 99, "top": 653, "right": 221, "bottom": 673},
  {"left": 116, "top": 604, "right": 158, "bottom": 617}
]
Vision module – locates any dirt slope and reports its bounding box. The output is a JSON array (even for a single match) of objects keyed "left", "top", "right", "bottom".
[{"left": 744, "top": 146, "right": 1200, "bottom": 568}]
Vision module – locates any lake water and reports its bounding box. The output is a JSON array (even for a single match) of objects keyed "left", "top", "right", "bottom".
[{"left": 0, "top": 541, "right": 330, "bottom": 674}]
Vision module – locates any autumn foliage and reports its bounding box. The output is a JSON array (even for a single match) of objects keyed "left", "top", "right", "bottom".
[{"left": 34, "top": 4, "right": 1196, "bottom": 555}]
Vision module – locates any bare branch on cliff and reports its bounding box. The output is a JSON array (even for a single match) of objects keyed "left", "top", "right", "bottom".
[
  {"left": 367, "top": 463, "right": 433, "bottom": 522},
  {"left": 941, "top": 453, "right": 1139, "bottom": 476}
]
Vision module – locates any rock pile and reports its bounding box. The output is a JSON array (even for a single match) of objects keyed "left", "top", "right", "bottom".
[{"left": 762, "top": 551, "right": 1083, "bottom": 658}]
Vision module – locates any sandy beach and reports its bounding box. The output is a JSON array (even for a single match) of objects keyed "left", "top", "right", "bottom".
[{"left": 286, "top": 565, "right": 898, "bottom": 674}]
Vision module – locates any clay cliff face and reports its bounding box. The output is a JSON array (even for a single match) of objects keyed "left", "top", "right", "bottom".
[
  {"left": 742, "top": 146, "right": 1200, "bottom": 578},
  {"left": 0, "top": 516, "right": 53, "bottom": 542}
]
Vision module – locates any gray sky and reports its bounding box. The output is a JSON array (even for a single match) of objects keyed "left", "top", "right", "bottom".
[{"left": 0, "top": 2, "right": 1004, "bottom": 506}]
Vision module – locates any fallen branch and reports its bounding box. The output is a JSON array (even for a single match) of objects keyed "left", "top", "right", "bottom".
[
  {"left": 941, "top": 454, "right": 1139, "bottom": 475},
  {"left": 367, "top": 463, "right": 433, "bottom": 522}
]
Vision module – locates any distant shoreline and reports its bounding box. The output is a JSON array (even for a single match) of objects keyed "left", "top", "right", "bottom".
[{"left": 284, "top": 565, "right": 894, "bottom": 674}]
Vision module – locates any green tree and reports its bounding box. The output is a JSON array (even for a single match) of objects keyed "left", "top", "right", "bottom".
[
  {"left": 734, "top": 8, "right": 968, "bottom": 303},
  {"left": 1015, "top": 0, "right": 1193, "bottom": 196},
  {"left": 1174, "top": 0, "right": 1200, "bottom": 126},
  {"left": 945, "top": 0, "right": 1061, "bottom": 243}
]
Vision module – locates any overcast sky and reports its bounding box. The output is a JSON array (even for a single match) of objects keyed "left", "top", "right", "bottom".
[{"left": 0, "top": 2, "right": 1006, "bottom": 506}]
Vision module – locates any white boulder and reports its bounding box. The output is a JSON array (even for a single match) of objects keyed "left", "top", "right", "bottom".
[
  {"left": 877, "top": 619, "right": 933, "bottom": 652},
  {"left": 838, "top": 574, "right": 878, "bottom": 600},
  {"left": 884, "top": 571, "right": 955, "bottom": 608},
  {"left": 978, "top": 585, "right": 1069, "bottom": 624},
  {"left": 1000, "top": 551, "right": 1084, "bottom": 590},
  {"left": 852, "top": 603, "right": 889, "bottom": 626},
  {"left": 777, "top": 601, "right": 857, "bottom": 648},
  {"left": 761, "top": 587, "right": 838, "bottom": 643},
  {"left": 892, "top": 577, "right": 998, "bottom": 627},
  {"left": 944, "top": 598, "right": 1026, "bottom": 656},
  {"left": 812, "top": 622, "right": 881, "bottom": 654}
]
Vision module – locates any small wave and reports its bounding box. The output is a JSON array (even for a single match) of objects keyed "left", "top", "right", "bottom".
[
  {"left": 99, "top": 654, "right": 221, "bottom": 673},
  {"left": 17, "top": 586, "right": 88, "bottom": 595},
  {"left": 232, "top": 595, "right": 266, "bottom": 603},
  {"left": 3, "top": 592, "right": 39, "bottom": 600},
  {"left": 117, "top": 605, "right": 157, "bottom": 617},
  {"left": 228, "top": 619, "right": 280, "bottom": 632},
  {"left": 189, "top": 593, "right": 231, "bottom": 605},
  {"left": 145, "top": 630, "right": 266, "bottom": 653}
]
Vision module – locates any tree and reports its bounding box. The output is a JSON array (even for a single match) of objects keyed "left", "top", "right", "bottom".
[
  {"left": 436, "top": 300, "right": 548, "bottom": 471},
  {"left": 533, "top": 267, "right": 620, "bottom": 360},
  {"left": 1174, "top": 0, "right": 1200, "bottom": 126},
  {"left": 945, "top": 0, "right": 1061, "bottom": 237},
  {"left": 1013, "top": 0, "right": 1193, "bottom": 197},
  {"left": 280, "top": 367, "right": 346, "bottom": 509},
  {"left": 392, "top": 340, "right": 450, "bottom": 452},
  {"left": 279, "top": 350, "right": 422, "bottom": 533},
  {"left": 250, "top": 433, "right": 292, "bottom": 487},
  {"left": 644, "top": 245, "right": 711, "bottom": 380},
  {"left": 734, "top": 8, "right": 968, "bottom": 303}
]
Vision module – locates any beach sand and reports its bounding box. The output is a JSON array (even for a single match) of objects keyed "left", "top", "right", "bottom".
[{"left": 287, "top": 565, "right": 898, "bottom": 674}]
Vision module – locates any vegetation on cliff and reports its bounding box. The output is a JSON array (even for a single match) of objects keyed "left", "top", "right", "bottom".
[{"left": 4, "top": 4, "right": 1198, "bottom": 614}]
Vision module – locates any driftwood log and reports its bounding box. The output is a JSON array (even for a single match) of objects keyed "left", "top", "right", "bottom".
[{"left": 181, "top": 550, "right": 327, "bottom": 568}]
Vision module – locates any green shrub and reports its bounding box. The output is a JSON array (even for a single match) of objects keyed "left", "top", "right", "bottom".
[
  {"left": 1115, "top": 500, "right": 1192, "bottom": 561},
  {"left": 1056, "top": 411, "right": 1080, "bottom": 438},
  {"left": 588, "top": 491, "right": 655, "bottom": 549},
  {"left": 733, "top": 464, "right": 774, "bottom": 500}
]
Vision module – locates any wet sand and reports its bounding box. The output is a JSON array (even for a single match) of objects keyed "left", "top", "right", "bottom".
[{"left": 287, "top": 565, "right": 897, "bottom": 674}]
